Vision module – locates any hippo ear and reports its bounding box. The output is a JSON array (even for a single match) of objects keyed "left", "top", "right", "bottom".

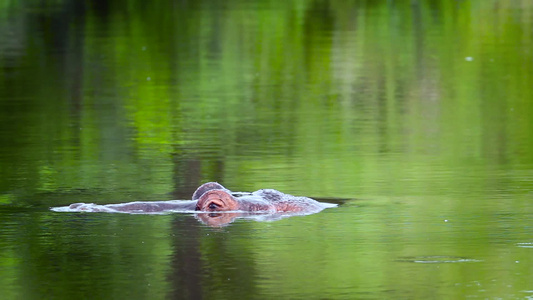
[{"left": 192, "top": 182, "right": 227, "bottom": 200}]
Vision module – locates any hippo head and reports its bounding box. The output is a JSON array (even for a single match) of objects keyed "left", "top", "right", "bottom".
[
  {"left": 195, "top": 190, "right": 240, "bottom": 212},
  {"left": 192, "top": 182, "right": 227, "bottom": 200}
]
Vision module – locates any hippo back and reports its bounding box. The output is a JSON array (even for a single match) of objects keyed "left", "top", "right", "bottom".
[{"left": 252, "top": 189, "right": 329, "bottom": 213}]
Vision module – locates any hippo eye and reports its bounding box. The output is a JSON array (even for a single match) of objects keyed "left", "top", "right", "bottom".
[{"left": 208, "top": 203, "right": 219, "bottom": 210}]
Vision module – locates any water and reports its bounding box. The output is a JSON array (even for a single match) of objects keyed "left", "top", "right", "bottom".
[{"left": 1, "top": 0, "right": 533, "bottom": 299}]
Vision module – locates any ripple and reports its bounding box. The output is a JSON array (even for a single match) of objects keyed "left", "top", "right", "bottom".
[
  {"left": 396, "top": 256, "right": 482, "bottom": 264},
  {"left": 516, "top": 242, "right": 533, "bottom": 248}
]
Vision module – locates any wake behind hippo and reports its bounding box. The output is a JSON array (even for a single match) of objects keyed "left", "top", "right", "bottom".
[{"left": 52, "top": 182, "right": 336, "bottom": 216}]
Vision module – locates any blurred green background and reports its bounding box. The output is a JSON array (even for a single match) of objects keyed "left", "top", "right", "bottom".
[
  {"left": 0, "top": 0, "right": 532, "bottom": 299},
  {"left": 1, "top": 0, "right": 531, "bottom": 204}
]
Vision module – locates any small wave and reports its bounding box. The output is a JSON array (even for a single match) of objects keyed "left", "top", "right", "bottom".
[
  {"left": 50, "top": 206, "right": 75, "bottom": 212},
  {"left": 516, "top": 242, "right": 533, "bottom": 248},
  {"left": 396, "top": 256, "right": 482, "bottom": 264}
]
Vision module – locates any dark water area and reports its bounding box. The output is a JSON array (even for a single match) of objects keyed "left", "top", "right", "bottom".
[{"left": 1, "top": 0, "right": 533, "bottom": 299}]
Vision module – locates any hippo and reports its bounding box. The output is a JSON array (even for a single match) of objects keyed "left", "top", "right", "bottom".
[
  {"left": 192, "top": 182, "right": 333, "bottom": 213},
  {"left": 51, "top": 182, "right": 336, "bottom": 225}
]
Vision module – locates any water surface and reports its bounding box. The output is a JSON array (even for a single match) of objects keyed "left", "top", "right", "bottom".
[{"left": 1, "top": 0, "right": 532, "bottom": 299}]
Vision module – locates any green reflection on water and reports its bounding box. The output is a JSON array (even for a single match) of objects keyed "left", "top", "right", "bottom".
[
  {"left": 0, "top": 0, "right": 532, "bottom": 299},
  {"left": 1, "top": 0, "right": 532, "bottom": 201}
]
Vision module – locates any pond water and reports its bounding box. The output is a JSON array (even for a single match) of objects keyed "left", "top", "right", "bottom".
[{"left": 1, "top": 0, "right": 533, "bottom": 299}]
